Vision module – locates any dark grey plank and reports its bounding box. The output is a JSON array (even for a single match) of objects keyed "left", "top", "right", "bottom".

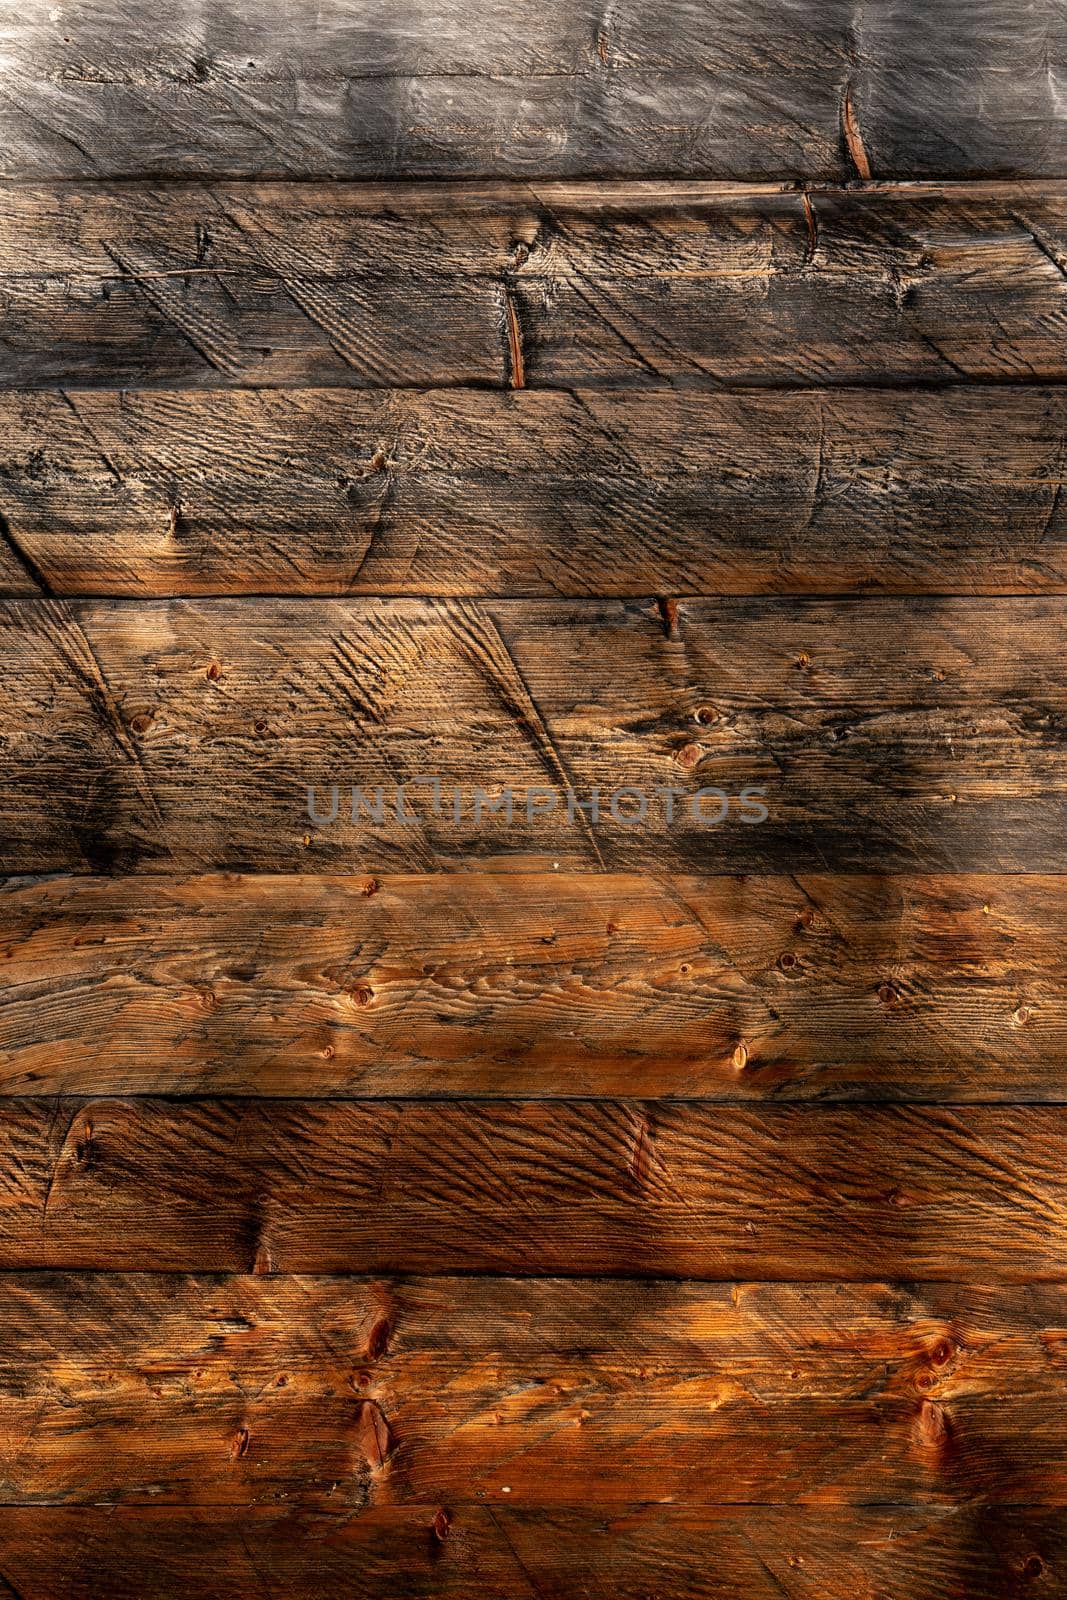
[{"left": 0, "top": 1, "right": 1062, "bottom": 178}]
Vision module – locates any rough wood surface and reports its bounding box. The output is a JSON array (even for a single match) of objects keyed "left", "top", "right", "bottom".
[
  {"left": 0, "top": 1274, "right": 1064, "bottom": 1506},
  {"left": 0, "top": 2, "right": 1063, "bottom": 179},
  {"left": 0, "top": 1504, "right": 1059, "bottom": 1599},
  {"left": 4, "top": 0, "right": 1067, "bottom": 1581},
  {"left": 0, "top": 872, "right": 1061, "bottom": 1101},
  {"left": 5, "top": 1099, "right": 1067, "bottom": 1277},
  {"left": 1, "top": 386, "right": 1065, "bottom": 597},
  {"left": 1, "top": 184, "right": 1066, "bottom": 390},
  {"left": 0, "top": 597, "right": 1061, "bottom": 874}
]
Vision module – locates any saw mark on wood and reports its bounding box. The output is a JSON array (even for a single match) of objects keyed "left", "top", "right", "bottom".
[
  {"left": 1011, "top": 211, "right": 1067, "bottom": 283},
  {"left": 0, "top": 511, "right": 49, "bottom": 595},
  {"left": 41, "top": 602, "right": 178, "bottom": 861},
  {"left": 101, "top": 243, "right": 243, "bottom": 376},
  {"left": 446, "top": 601, "right": 606, "bottom": 867}
]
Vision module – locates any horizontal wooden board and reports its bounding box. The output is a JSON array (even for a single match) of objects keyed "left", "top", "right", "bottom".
[
  {"left": 0, "top": 3, "right": 1063, "bottom": 178},
  {"left": 0, "top": 1505, "right": 1058, "bottom": 1599},
  {"left": 1, "top": 386, "right": 1066, "bottom": 597},
  {"left": 0, "top": 872, "right": 1062, "bottom": 1101},
  {"left": 6, "top": 1099, "right": 1067, "bottom": 1277},
  {"left": 0, "top": 597, "right": 1062, "bottom": 873},
  {"left": 1, "top": 1274, "right": 1066, "bottom": 1506},
  {"left": 1, "top": 185, "right": 1067, "bottom": 389}
]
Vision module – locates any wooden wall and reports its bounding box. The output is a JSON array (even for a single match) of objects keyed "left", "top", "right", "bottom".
[{"left": 0, "top": 1, "right": 1064, "bottom": 1593}]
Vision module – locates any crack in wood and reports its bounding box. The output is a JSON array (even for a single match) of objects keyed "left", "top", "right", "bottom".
[{"left": 841, "top": 84, "right": 872, "bottom": 181}]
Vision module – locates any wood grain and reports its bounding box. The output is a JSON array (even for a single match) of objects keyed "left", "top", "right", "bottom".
[
  {"left": 1, "top": 386, "right": 1065, "bottom": 597},
  {"left": 0, "top": 1504, "right": 1058, "bottom": 1599},
  {"left": 4, "top": 0, "right": 1066, "bottom": 1583},
  {"left": 0, "top": 1274, "right": 1065, "bottom": 1506},
  {"left": 0, "top": 2, "right": 1062, "bottom": 178},
  {"left": 1, "top": 184, "right": 1066, "bottom": 389},
  {"left": 0, "top": 872, "right": 1062, "bottom": 1101},
  {"left": 0, "top": 597, "right": 1061, "bottom": 874},
  {"left": 6, "top": 1099, "right": 1067, "bottom": 1276}
]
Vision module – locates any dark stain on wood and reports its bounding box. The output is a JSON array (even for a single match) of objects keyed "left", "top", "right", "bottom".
[{"left": 0, "top": 596, "right": 1061, "bottom": 873}]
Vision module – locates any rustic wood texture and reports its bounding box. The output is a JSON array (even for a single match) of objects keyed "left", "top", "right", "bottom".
[
  {"left": 4, "top": 1, "right": 1067, "bottom": 1589},
  {"left": 0, "top": 1274, "right": 1065, "bottom": 1506},
  {"left": 1, "top": 184, "right": 1067, "bottom": 391},
  {"left": 0, "top": 872, "right": 1062, "bottom": 1101},
  {"left": 5, "top": 1099, "right": 1067, "bottom": 1277},
  {"left": 0, "top": 596, "right": 1061, "bottom": 874},
  {"left": 0, "top": 2, "right": 1063, "bottom": 179},
  {"left": 0, "top": 1505, "right": 1059, "bottom": 1599},
  {"left": 2, "top": 385, "right": 1066, "bottom": 597}
]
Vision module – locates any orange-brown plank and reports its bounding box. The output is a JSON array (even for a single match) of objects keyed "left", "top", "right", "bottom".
[
  {"left": 0, "top": 872, "right": 1061, "bottom": 1100},
  {"left": 0, "top": 1274, "right": 1064, "bottom": 1506},
  {"left": 4, "top": 1099, "right": 1067, "bottom": 1277}
]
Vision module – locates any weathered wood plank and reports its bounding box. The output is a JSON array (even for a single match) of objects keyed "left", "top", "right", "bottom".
[
  {"left": 2, "top": 386, "right": 1065, "bottom": 597},
  {"left": 2, "top": 185, "right": 1067, "bottom": 389},
  {"left": 0, "top": 2, "right": 1062, "bottom": 178},
  {"left": 0, "top": 597, "right": 1061, "bottom": 873},
  {"left": 0, "top": 873, "right": 1062, "bottom": 1100},
  {"left": 0, "top": 1275, "right": 1064, "bottom": 1506},
  {"left": 6, "top": 1099, "right": 1067, "bottom": 1276},
  {"left": 0, "top": 1505, "right": 1058, "bottom": 1598}
]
